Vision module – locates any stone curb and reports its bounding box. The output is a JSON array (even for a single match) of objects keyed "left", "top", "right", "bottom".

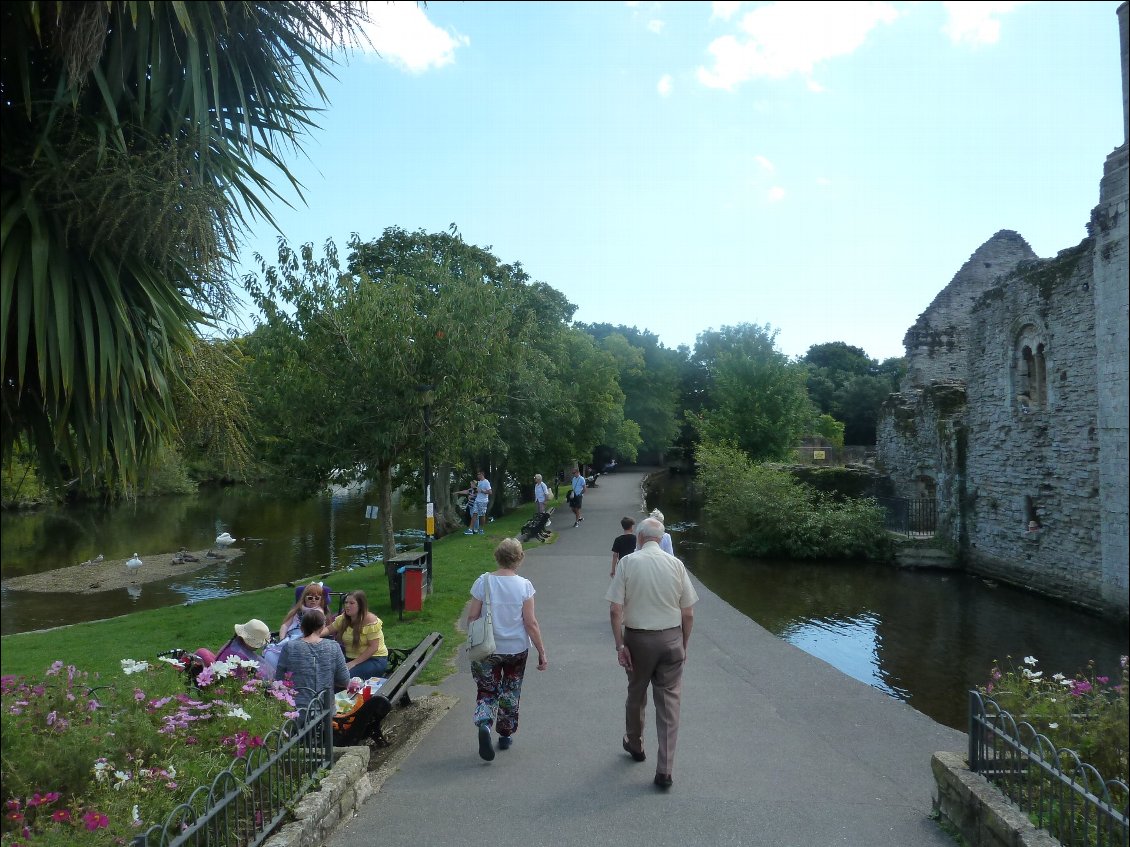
[
  {"left": 932, "top": 751, "right": 1061, "bottom": 847},
  {"left": 262, "top": 694, "right": 456, "bottom": 847}
]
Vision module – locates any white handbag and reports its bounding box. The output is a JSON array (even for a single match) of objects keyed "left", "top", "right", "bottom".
[{"left": 466, "top": 573, "right": 496, "bottom": 662}]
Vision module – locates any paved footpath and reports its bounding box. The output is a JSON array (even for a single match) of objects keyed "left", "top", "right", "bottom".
[{"left": 335, "top": 469, "right": 966, "bottom": 847}]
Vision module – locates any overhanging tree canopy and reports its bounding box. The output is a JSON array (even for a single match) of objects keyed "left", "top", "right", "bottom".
[{"left": 0, "top": 1, "right": 368, "bottom": 485}]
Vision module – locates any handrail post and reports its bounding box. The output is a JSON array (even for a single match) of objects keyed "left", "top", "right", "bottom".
[{"left": 968, "top": 689, "right": 980, "bottom": 772}]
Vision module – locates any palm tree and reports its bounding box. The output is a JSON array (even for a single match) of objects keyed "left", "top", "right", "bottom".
[{"left": 0, "top": 1, "right": 369, "bottom": 487}]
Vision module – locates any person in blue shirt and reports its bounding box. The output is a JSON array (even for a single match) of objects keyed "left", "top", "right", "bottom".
[{"left": 570, "top": 468, "right": 586, "bottom": 528}]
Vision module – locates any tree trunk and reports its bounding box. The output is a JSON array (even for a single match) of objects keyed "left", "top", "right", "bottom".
[
  {"left": 433, "top": 463, "right": 462, "bottom": 536},
  {"left": 378, "top": 462, "right": 396, "bottom": 564}
]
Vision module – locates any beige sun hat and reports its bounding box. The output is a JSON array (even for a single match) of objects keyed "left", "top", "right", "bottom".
[{"left": 234, "top": 619, "right": 271, "bottom": 649}]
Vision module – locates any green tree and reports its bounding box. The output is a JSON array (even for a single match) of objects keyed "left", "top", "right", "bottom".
[
  {"left": 244, "top": 232, "right": 516, "bottom": 558},
  {"left": 691, "top": 324, "right": 810, "bottom": 461},
  {"left": 584, "top": 324, "right": 682, "bottom": 465},
  {"left": 1, "top": 1, "right": 368, "bottom": 486},
  {"left": 802, "top": 343, "right": 905, "bottom": 444}
]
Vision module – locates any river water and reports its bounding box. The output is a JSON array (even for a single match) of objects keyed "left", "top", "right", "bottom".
[
  {"left": 644, "top": 472, "right": 1129, "bottom": 731},
  {"left": 3, "top": 475, "right": 1126, "bottom": 732},
  {"left": 0, "top": 484, "right": 424, "bottom": 637}
]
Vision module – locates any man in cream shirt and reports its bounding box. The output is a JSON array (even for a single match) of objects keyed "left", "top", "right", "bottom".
[{"left": 605, "top": 516, "right": 698, "bottom": 790}]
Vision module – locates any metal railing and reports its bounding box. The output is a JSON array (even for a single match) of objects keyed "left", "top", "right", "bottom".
[
  {"left": 133, "top": 689, "right": 335, "bottom": 847},
  {"left": 875, "top": 496, "right": 937, "bottom": 537},
  {"left": 969, "top": 690, "right": 1129, "bottom": 847}
]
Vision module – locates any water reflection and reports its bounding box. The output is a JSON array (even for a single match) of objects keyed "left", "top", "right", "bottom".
[
  {"left": 648, "top": 476, "right": 1128, "bottom": 731},
  {"left": 0, "top": 485, "right": 425, "bottom": 636}
]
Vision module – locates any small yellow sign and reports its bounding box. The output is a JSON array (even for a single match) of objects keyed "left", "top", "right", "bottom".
[{"left": 813, "top": 450, "right": 826, "bottom": 460}]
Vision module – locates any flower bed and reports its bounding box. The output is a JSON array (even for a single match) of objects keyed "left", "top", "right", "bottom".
[
  {"left": 981, "top": 655, "right": 1128, "bottom": 784},
  {"left": 2, "top": 656, "right": 298, "bottom": 846}
]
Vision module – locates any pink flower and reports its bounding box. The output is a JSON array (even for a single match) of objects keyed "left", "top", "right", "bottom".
[
  {"left": 46, "top": 661, "right": 64, "bottom": 676},
  {"left": 83, "top": 810, "right": 110, "bottom": 830},
  {"left": 1096, "top": 676, "right": 1109, "bottom": 685},
  {"left": 51, "top": 809, "right": 71, "bottom": 822},
  {"left": 1070, "top": 680, "right": 1093, "bottom": 697},
  {"left": 134, "top": 689, "right": 146, "bottom": 701}
]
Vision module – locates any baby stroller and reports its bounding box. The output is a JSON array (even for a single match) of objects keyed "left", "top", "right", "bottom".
[{"left": 519, "top": 509, "right": 553, "bottom": 543}]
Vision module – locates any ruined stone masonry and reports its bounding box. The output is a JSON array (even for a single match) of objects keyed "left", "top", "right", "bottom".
[{"left": 877, "top": 3, "right": 1129, "bottom": 621}]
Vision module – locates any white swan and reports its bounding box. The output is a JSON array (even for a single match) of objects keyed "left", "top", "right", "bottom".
[
  {"left": 126, "top": 553, "right": 143, "bottom": 573},
  {"left": 215, "top": 532, "right": 236, "bottom": 549}
]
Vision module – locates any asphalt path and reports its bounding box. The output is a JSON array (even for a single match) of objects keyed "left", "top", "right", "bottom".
[{"left": 335, "top": 469, "right": 966, "bottom": 847}]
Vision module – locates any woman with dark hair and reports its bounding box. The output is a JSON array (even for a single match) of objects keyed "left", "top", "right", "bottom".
[
  {"left": 325, "top": 590, "right": 388, "bottom": 678},
  {"left": 275, "top": 609, "right": 348, "bottom": 714}
]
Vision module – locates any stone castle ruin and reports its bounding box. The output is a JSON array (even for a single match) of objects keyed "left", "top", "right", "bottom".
[{"left": 877, "top": 3, "right": 1128, "bottom": 620}]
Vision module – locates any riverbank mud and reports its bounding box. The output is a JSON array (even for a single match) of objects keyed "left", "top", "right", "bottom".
[{"left": 1, "top": 549, "right": 244, "bottom": 593}]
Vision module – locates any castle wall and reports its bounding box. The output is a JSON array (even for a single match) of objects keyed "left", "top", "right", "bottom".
[
  {"left": 876, "top": 4, "right": 1129, "bottom": 620},
  {"left": 962, "top": 245, "right": 1106, "bottom": 610},
  {"left": 900, "top": 232, "right": 1036, "bottom": 390},
  {"left": 1092, "top": 141, "right": 1129, "bottom": 613}
]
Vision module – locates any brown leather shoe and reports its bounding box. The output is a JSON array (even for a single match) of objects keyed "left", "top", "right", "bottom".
[
  {"left": 654, "top": 772, "right": 673, "bottom": 789},
  {"left": 622, "top": 736, "right": 646, "bottom": 762}
]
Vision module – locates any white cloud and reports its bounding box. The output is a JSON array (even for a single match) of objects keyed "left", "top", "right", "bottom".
[
  {"left": 361, "top": 1, "right": 468, "bottom": 73},
  {"left": 648, "top": 19, "right": 665, "bottom": 34},
  {"left": 754, "top": 155, "right": 775, "bottom": 173},
  {"left": 767, "top": 186, "right": 786, "bottom": 202},
  {"left": 697, "top": 1, "right": 900, "bottom": 90},
  {"left": 657, "top": 74, "right": 674, "bottom": 96},
  {"left": 806, "top": 78, "right": 826, "bottom": 93},
  {"left": 942, "top": 1, "right": 1026, "bottom": 46},
  {"left": 712, "top": 2, "right": 742, "bottom": 21},
  {"left": 815, "top": 176, "right": 832, "bottom": 187}
]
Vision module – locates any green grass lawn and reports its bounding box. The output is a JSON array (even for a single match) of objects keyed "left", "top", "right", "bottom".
[{"left": 1, "top": 506, "right": 551, "bottom": 686}]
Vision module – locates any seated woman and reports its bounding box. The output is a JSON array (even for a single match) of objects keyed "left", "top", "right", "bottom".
[
  {"left": 323, "top": 590, "right": 389, "bottom": 679},
  {"left": 279, "top": 583, "right": 329, "bottom": 642},
  {"left": 275, "top": 609, "right": 349, "bottom": 715},
  {"left": 215, "top": 619, "right": 272, "bottom": 671}
]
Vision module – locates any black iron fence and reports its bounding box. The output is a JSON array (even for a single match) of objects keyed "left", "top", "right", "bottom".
[
  {"left": 133, "top": 689, "right": 335, "bottom": 847},
  {"left": 968, "top": 690, "right": 1129, "bottom": 847},
  {"left": 875, "top": 496, "right": 937, "bottom": 537}
]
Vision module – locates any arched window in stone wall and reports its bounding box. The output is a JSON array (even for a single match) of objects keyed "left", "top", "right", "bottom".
[{"left": 1013, "top": 326, "right": 1047, "bottom": 413}]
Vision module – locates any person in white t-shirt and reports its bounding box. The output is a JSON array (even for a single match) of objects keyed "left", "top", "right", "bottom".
[
  {"left": 466, "top": 538, "right": 548, "bottom": 760},
  {"left": 533, "top": 474, "right": 551, "bottom": 514}
]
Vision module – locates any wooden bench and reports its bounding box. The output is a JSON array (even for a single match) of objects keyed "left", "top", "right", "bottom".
[{"left": 332, "top": 631, "right": 443, "bottom": 746}]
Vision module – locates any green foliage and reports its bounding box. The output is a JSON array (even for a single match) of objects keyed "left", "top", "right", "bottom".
[
  {"left": 812, "top": 414, "right": 845, "bottom": 447},
  {"left": 1, "top": 1, "right": 369, "bottom": 488},
  {"left": 803, "top": 343, "right": 905, "bottom": 445},
  {"left": 981, "top": 656, "right": 1128, "bottom": 783},
  {"left": 137, "top": 444, "right": 197, "bottom": 496},
  {"left": 695, "top": 440, "right": 893, "bottom": 561},
  {"left": 584, "top": 325, "right": 682, "bottom": 463},
  {"left": 689, "top": 324, "right": 810, "bottom": 461}
]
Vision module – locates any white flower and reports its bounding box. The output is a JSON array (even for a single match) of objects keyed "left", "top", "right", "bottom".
[
  {"left": 1022, "top": 669, "right": 1043, "bottom": 680},
  {"left": 120, "top": 659, "right": 150, "bottom": 675},
  {"left": 1052, "top": 673, "right": 1066, "bottom": 682},
  {"left": 226, "top": 706, "right": 252, "bottom": 721},
  {"left": 231, "top": 656, "right": 260, "bottom": 670},
  {"left": 1060, "top": 679, "right": 1074, "bottom": 687},
  {"left": 132, "top": 805, "right": 142, "bottom": 826},
  {"left": 113, "top": 770, "right": 132, "bottom": 790},
  {"left": 1023, "top": 656, "right": 1038, "bottom": 666},
  {"left": 157, "top": 655, "right": 185, "bottom": 667},
  {"left": 1048, "top": 723, "right": 1059, "bottom": 730},
  {"left": 92, "top": 760, "right": 112, "bottom": 782}
]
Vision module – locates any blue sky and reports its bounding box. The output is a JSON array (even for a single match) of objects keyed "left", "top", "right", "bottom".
[{"left": 232, "top": 1, "right": 1125, "bottom": 362}]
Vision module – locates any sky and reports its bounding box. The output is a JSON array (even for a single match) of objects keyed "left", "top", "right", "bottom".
[{"left": 231, "top": 1, "right": 1126, "bottom": 362}]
